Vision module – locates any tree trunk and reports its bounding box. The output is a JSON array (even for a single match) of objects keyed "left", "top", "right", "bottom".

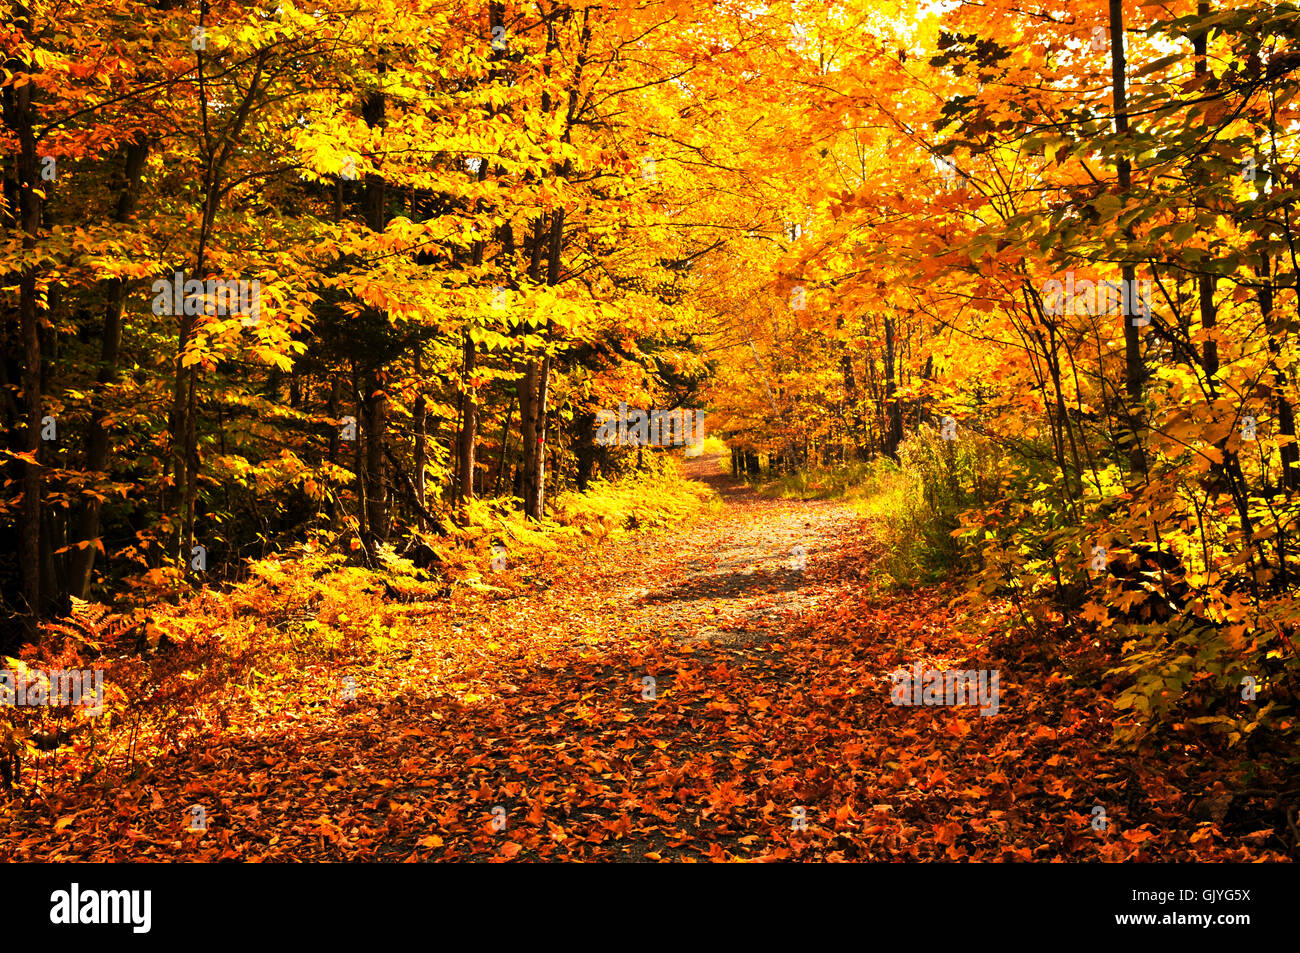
[
  {"left": 516, "top": 213, "right": 548, "bottom": 510},
  {"left": 359, "top": 59, "right": 390, "bottom": 542},
  {"left": 3, "top": 4, "right": 44, "bottom": 627},
  {"left": 525, "top": 355, "right": 552, "bottom": 519},
  {"left": 522, "top": 207, "right": 566, "bottom": 519},
  {"left": 351, "top": 363, "right": 368, "bottom": 540},
  {"left": 413, "top": 377, "right": 428, "bottom": 531},
  {"left": 327, "top": 376, "right": 342, "bottom": 525},
  {"left": 493, "top": 394, "right": 515, "bottom": 497},
  {"left": 883, "top": 315, "right": 903, "bottom": 458},
  {"left": 1109, "top": 0, "right": 1147, "bottom": 481},
  {"left": 70, "top": 137, "right": 150, "bottom": 598},
  {"left": 363, "top": 369, "right": 388, "bottom": 541},
  {"left": 456, "top": 330, "right": 477, "bottom": 505},
  {"left": 574, "top": 407, "right": 596, "bottom": 492}
]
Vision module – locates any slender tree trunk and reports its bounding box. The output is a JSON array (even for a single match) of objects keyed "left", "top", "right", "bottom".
[
  {"left": 525, "top": 354, "right": 552, "bottom": 519},
  {"left": 524, "top": 207, "right": 566, "bottom": 519},
  {"left": 359, "top": 59, "right": 390, "bottom": 542},
  {"left": 3, "top": 4, "right": 44, "bottom": 626},
  {"left": 167, "top": 44, "right": 267, "bottom": 576},
  {"left": 1251, "top": 61, "right": 1300, "bottom": 494},
  {"left": 70, "top": 138, "right": 150, "bottom": 598},
  {"left": 517, "top": 213, "right": 547, "bottom": 509},
  {"left": 519, "top": 14, "right": 588, "bottom": 519},
  {"left": 1195, "top": 2, "right": 1219, "bottom": 383},
  {"left": 363, "top": 369, "right": 388, "bottom": 541},
  {"left": 456, "top": 331, "right": 477, "bottom": 506},
  {"left": 456, "top": 53, "right": 495, "bottom": 507},
  {"left": 352, "top": 364, "right": 368, "bottom": 541},
  {"left": 883, "top": 315, "right": 903, "bottom": 458},
  {"left": 327, "top": 376, "right": 342, "bottom": 525},
  {"left": 494, "top": 394, "right": 515, "bottom": 497},
  {"left": 573, "top": 407, "right": 596, "bottom": 491},
  {"left": 840, "top": 337, "right": 862, "bottom": 459},
  {"left": 1109, "top": 0, "right": 1147, "bottom": 481},
  {"left": 1193, "top": 3, "right": 1221, "bottom": 389},
  {"left": 413, "top": 351, "right": 428, "bottom": 530}
]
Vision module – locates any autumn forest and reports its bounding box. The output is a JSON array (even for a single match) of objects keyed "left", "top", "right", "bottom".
[{"left": 1, "top": 0, "right": 1298, "bottom": 867}]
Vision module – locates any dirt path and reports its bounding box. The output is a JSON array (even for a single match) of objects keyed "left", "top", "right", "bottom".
[
  {"left": 8, "top": 457, "right": 1270, "bottom": 862},
  {"left": 9, "top": 457, "right": 894, "bottom": 861},
  {"left": 599, "top": 454, "right": 863, "bottom": 647}
]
